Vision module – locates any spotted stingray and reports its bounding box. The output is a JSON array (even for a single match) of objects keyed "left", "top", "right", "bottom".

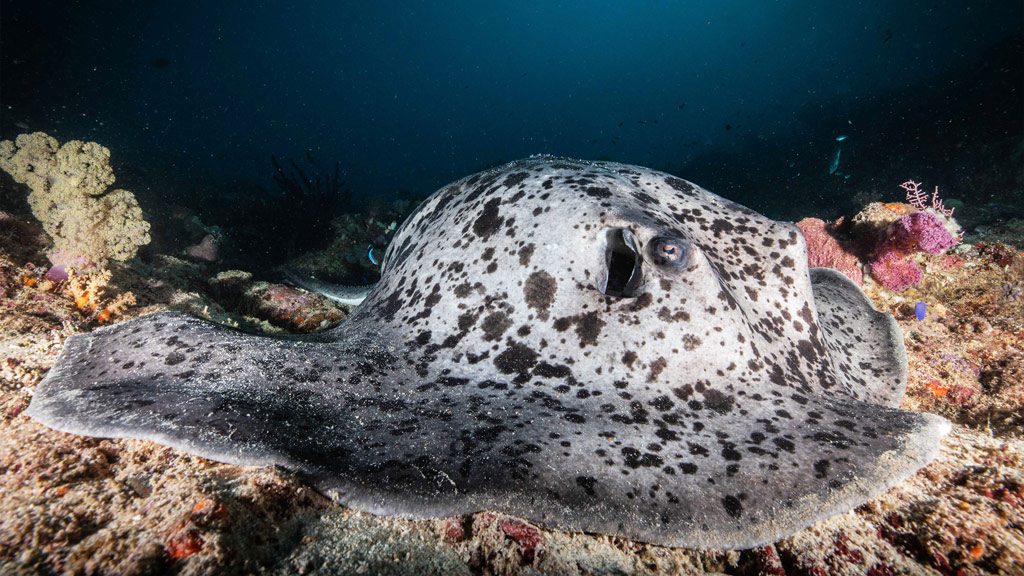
[{"left": 27, "top": 156, "right": 950, "bottom": 549}]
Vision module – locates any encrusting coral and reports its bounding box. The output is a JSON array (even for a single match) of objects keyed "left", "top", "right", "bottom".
[{"left": 0, "top": 132, "right": 151, "bottom": 268}]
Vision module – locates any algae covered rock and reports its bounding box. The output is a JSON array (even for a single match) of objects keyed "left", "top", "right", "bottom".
[{"left": 0, "top": 132, "right": 151, "bottom": 268}]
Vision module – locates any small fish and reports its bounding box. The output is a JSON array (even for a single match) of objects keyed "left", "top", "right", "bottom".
[
  {"left": 836, "top": 135, "right": 848, "bottom": 142},
  {"left": 829, "top": 147, "right": 842, "bottom": 175},
  {"left": 725, "top": 124, "right": 732, "bottom": 131},
  {"left": 915, "top": 301, "right": 927, "bottom": 321},
  {"left": 367, "top": 245, "right": 381, "bottom": 266}
]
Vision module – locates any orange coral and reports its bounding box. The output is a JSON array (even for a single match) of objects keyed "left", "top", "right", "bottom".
[
  {"left": 925, "top": 380, "right": 951, "bottom": 398},
  {"left": 66, "top": 269, "right": 136, "bottom": 323},
  {"left": 165, "top": 529, "right": 203, "bottom": 560},
  {"left": 882, "top": 202, "right": 915, "bottom": 215}
]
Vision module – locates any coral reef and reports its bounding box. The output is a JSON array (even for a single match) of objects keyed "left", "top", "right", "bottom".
[
  {"left": 0, "top": 132, "right": 151, "bottom": 268},
  {"left": 845, "top": 182, "right": 963, "bottom": 292}
]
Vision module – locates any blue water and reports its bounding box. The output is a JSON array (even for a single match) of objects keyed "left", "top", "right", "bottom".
[{"left": 1, "top": 1, "right": 1021, "bottom": 219}]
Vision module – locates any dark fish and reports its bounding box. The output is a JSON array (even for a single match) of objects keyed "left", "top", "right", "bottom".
[
  {"left": 725, "top": 124, "right": 732, "bottom": 131},
  {"left": 882, "top": 29, "right": 892, "bottom": 44},
  {"left": 150, "top": 57, "right": 172, "bottom": 69}
]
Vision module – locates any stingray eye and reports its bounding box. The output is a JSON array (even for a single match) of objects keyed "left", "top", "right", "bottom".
[
  {"left": 598, "top": 228, "right": 643, "bottom": 298},
  {"left": 647, "top": 236, "right": 688, "bottom": 267}
]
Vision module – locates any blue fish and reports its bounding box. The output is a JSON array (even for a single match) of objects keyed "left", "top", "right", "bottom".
[
  {"left": 915, "top": 301, "right": 927, "bottom": 321},
  {"left": 367, "top": 245, "right": 380, "bottom": 266}
]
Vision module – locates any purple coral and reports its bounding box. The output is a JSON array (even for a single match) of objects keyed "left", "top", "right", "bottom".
[
  {"left": 867, "top": 205, "right": 958, "bottom": 292},
  {"left": 870, "top": 252, "right": 924, "bottom": 292},
  {"left": 888, "top": 211, "right": 958, "bottom": 255}
]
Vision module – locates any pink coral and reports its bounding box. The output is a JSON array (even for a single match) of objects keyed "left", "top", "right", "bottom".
[
  {"left": 870, "top": 252, "right": 924, "bottom": 292},
  {"left": 796, "top": 218, "right": 863, "bottom": 285},
  {"left": 901, "top": 179, "right": 955, "bottom": 218},
  {"left": 866, "top": 205, "right": 959, "bottom": 291},
  {"left": 888, "top": 211, "right": 957, "bottom": 255}
]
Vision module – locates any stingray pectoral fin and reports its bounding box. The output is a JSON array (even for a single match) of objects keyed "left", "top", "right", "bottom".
[
  {"left": 477, "top": 394, "right": 952, "bottom": 550},
  {"left": 810, "top": 267, "right": 908, "bottom": 407},
  {"left": 25, "top": 311, "right": 354, "bottom": 470},
  {"left": 282, "top": 268, "right": 375, "bottom": 306}
]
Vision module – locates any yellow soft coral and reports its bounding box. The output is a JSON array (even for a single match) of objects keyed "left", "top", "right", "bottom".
[{"left": 0, "top": 132, "right": 151, "bottom": 267}]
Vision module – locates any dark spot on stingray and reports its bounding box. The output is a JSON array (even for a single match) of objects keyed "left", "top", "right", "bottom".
[
  {"left": 503, "top": 171, "right": 530, "bottom": 188},
  {"left": 814, "top": 459, "right": 831, "bottom": 479},
  {"left": 721, "top": 445, "right": 742, "bottom": 461},
  {"left": 622, "top": 447, "right": 664, "bottom": 469},
  {"left": 457, "top": 311, "right": 479, "bottom": 332},
  {"left": 650, "top": 395, "right": 674, "bottom": 411},
  {"left": 165, "top": 352, "right": 186, "bottom": 366},
  {"left": 534, "top": 362, "right": 571, "bottom": 378},
  {"left": 655, "top": 427, "right": 680, "bottom": 442},
  {"left": 702, "top": 389, "right": 735, "bottom": 414},
  {"left": 631, "top": 292, "right": 653, "bottom": 311},
  {"left": 480, "top": 312, "right": 512, "bottom": 341},
  {"left": 664, "top": 177, "right": 695, "bottom": 194},
  {"left": 672, "top": 384, "right": 694, "bottom": 401},
  {"left": 772, "top": 438, "right": 795, "bottom": 453},
  {"left": 518, "top": 244, "right": 535, "bottom": 266},
  {"left": 722, "top": 495, "right": 743, "bottom": 519},
  {"left": 553, "top": 311, "right": 605, "bottom": 347},
  {"left": 523, "top": 271, "right": 557, "bottom": 318},
  {"left": 472, "top": 198, "right": 504, "bottom": 239},
  {"left": 493, "top": 341, "right": 539, "bottom": 376},
  {"left": 584, "top": 186, "right": 613, "bottom": 199},
  {"left": 564, "top": 413, "right": 586, "bottom": 424},
  {"left": 647, "top": 357, "right": 668, "bottom": 382},
  {"left": 576, "top": 475, "right": 597, "bottom": 496}
]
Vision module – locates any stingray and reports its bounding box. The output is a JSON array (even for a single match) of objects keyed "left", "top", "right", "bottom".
[{"left": 27, "top": 156, "right": 950, "bottom": 549}]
